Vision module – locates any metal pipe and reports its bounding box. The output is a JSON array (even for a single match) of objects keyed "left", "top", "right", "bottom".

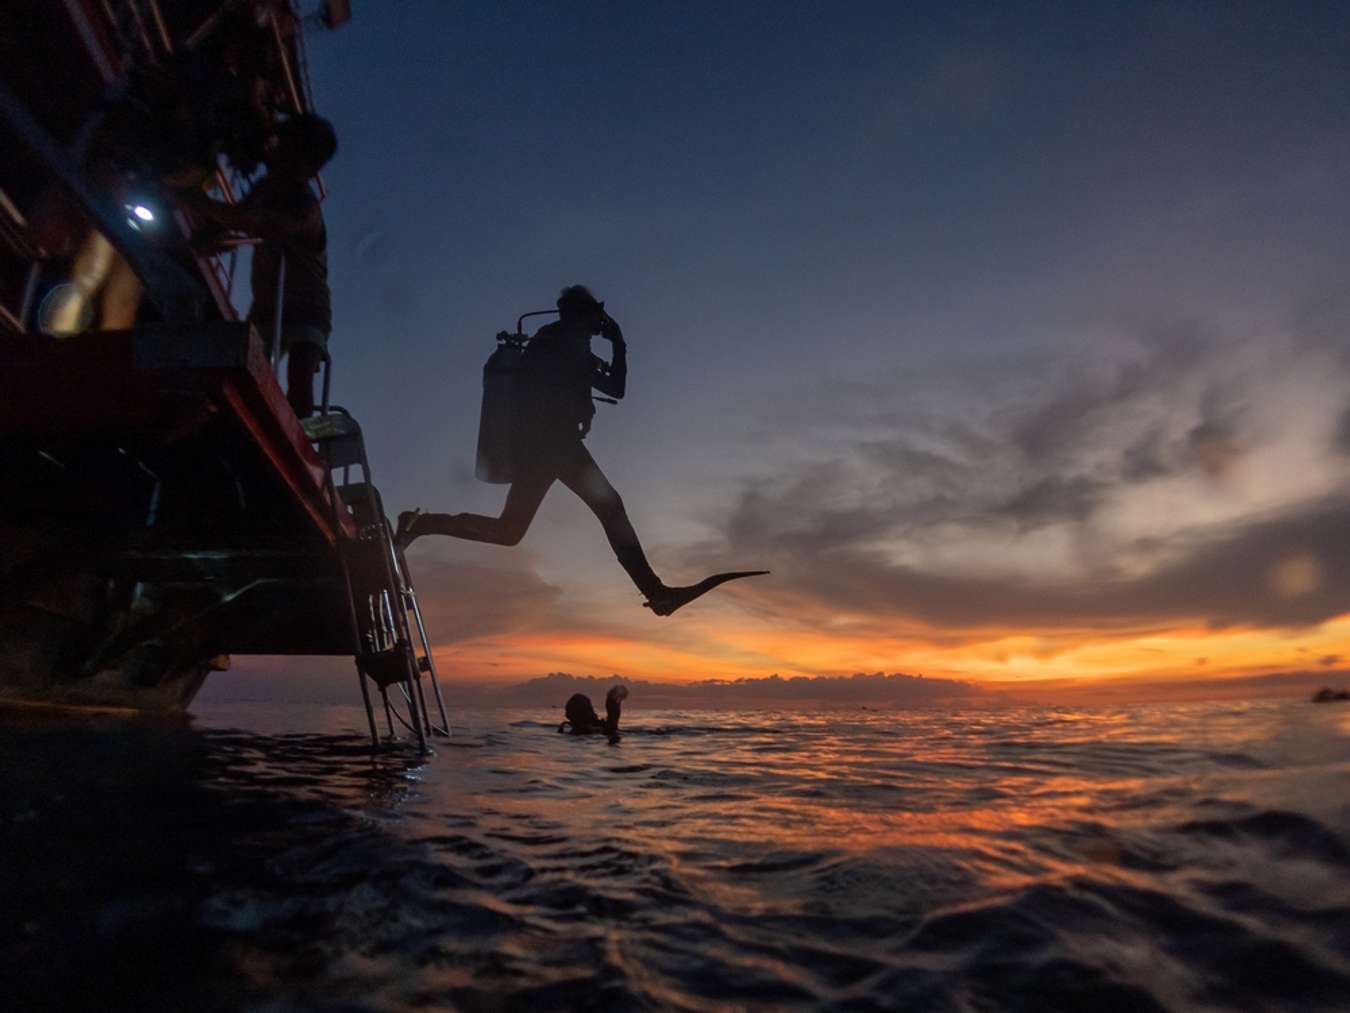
[
  {"left": 390, "top": 575, "right": 427, "bottom": 752},
  {"left": 269, "top": 8, "right": 306, "bottom": 113},
  {"left": 260, "top": 7, "right": 327, "bottom": 200},
  {"left": 146, "top": 0, "right": 173, "bottom": 54},
  {"left": 213, "top": 168, "right": 239, "bottom": 205},
  {"left": 124, "top": 0, "right": 159, "bottom": 61},
  {"left": 0, "top": 302, "right": 26, "bottom": 335},
  {"left": 225, "top": 246, "right": 238, "bottom": 298},
  {"left": 64, "top": 0, "right": 119, "bottom": 82},
  {"left": 400, "top": 654, "right": 428, "bottom": 752},
  {"left": 346, "top": 582, "right": 379, "bottom": 746},
  {"left": 388, "top": 693, "right": 417, "bottom": 735},
  {"left": 97, "top": 0, "right": 125, "bottom": 57},
  {"left": 3, "top": 200, "right": 38, "bottom": 324},
  {"left": 414, "top": 661, "right": 432, "bottom": 736},
  {"left": 127, "top": 472, "right": 162, "bottom": 617},
  {"left": 320, "top": 351, "right": 332, "bottom": 415},
  {"left": 184, "top": 5, "right": 224, "bottom": 50},
  {"left": 409, "top": 589, "right": 451, "bottom": 735},
  {"left": 0, "top": 191, "right": 37, "bottom": 331},
  {"left": 517, "top": 308, "right": 559, "bottom": 334},
  {"left": 270, "top": 253, "right": 286, "bottom": 370},
  {"left": 0, "top": 186, "right": 27, "bottom": 229}
]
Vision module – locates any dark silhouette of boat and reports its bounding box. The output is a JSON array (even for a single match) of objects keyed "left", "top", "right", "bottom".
[{"left": 0, "top": 1, "right": 446, "bottom": 749}]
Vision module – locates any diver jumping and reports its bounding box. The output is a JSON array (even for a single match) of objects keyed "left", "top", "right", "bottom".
[{"left": 395, "top": 285, "right": 766, "bottom": 615}]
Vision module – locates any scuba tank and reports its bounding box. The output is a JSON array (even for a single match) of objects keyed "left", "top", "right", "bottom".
[
  {"left": 474, "top": 308, "right": 622, "bottom": 482},
  {"left": 474, "top": 330, "right": 527, "bottom": 484},
  {"left": 474, "top": 309, "right": 558, "bottom": 484}
]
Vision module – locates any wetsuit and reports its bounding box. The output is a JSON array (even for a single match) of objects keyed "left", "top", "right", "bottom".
[
  {"left": 408, "top": 320, "right": 663, "bottom": 599},
  {"left": 246, "top": 177, "right": 330, "bottom": 358}
]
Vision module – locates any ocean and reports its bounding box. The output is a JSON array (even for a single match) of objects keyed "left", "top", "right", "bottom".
[{"left": 2, "top": 696, "right": 1348, "bottom": 1011}]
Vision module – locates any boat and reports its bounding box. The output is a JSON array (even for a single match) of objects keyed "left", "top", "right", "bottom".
[{"left": 0, "top": 0, "right": 447, "bottom": 748}]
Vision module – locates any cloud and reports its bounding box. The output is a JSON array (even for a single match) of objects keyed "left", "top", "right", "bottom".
[
  {"left": 715, "top": 494, "right": 1350, "bottom": 632},
  {"left": 996, "top": 474, "right": 1104, "bottom": 529},
  {"left": 351, "top": 224, "right": 390, "bottom": 264},
  {"left": 707, "top": 318, "right": 1350, "bottom": 635},
  {"left": 488, "top": 670, "right": 979, "bottom": 707},
  {"left": 1335, "top": 405, "right": 1350, "bottom": 456},
  {"left": 1002, "top": 318, "right": 1214, "bottom": 464},
  {"left": 1000, "top": 668, "right": 1350, "bottom": 705},
  {"left": 726, "top": 317, "right": 1307, "bottom": 558},
  {"left": 1121, "top": 428, "right": 1172, "bottom": 482},
  {"left": 404, "top": 554, "right": 563, "bottom": 642}
]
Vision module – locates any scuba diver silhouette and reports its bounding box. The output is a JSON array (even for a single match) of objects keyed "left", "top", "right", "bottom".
[{"left": 396, "top": 285, "right": 766, "bottom": 615}]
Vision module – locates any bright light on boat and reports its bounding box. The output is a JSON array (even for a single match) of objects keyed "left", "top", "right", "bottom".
[{"left": 132, "top": 205, "right": 154, "bottom": 222}]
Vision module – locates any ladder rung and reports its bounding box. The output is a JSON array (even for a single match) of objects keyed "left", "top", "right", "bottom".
[
  {"left": 301, "top": 413, "right": 362, "bottom": 442},
  {"left": 319, "top": 439, "right": 365, "bottom": 472}
]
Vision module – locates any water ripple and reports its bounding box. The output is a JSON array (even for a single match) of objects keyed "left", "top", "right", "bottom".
[{"left": 2, "top": 699, "right": 1347, "bottom": 1010}]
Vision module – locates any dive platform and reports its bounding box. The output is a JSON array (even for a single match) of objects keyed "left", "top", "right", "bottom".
[{"left": 0, "top": 321, "right": 449, "bottom": 748}]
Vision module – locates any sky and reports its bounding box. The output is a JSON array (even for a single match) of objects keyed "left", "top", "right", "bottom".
[{"left": 260, "top": 1, "right": 1350, "bottom": 695}]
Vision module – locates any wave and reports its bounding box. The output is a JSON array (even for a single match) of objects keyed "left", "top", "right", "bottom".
[{"left": 4, "top": 698, "right": 1348, "bottom": 1010}]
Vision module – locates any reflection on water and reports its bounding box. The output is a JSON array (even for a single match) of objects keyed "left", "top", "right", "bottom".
[{"left": 2, "top": 699, "right": 1348, "bottom": 1010}]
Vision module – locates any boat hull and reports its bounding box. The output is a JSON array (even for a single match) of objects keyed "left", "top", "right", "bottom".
[{"left": 1, "top": 324, "right": 359, "bottom": 711}]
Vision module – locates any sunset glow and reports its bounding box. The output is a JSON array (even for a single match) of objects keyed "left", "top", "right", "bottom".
[
  {"left": 429, "top": 611, "right": 1350, "bottom": 693},
  {"left": 218, "top": 0, "right": 1350, "bottom": 706}
]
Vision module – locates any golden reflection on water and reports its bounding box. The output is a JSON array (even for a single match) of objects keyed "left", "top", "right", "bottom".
[
  {"left": 441, "top": 702, "right": 1344, "bottom": 877},
  {"left": 8, "top": 695, "right": 1349, "bottom": 1012}
]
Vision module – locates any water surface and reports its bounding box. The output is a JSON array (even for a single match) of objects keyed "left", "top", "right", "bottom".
[{"left": 2, "top": 698, "right": 1348, "bottom": 1010}]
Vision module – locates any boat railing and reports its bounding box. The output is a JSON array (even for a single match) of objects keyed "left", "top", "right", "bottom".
[{"left": 0, "top": 184, "right": 41, "bottom": 335}]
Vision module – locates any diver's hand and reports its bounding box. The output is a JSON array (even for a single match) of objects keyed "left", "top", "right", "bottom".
[{"left": 599, "top": 314, "right": 625, "bottom": 346}]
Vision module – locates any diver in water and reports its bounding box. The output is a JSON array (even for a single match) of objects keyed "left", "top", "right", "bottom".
[
  {"left": 559, "top": 685, "right": 628, "bottom": 739},
  {"left": 396, "top": 285, "right": 766, "bottom": 615}
]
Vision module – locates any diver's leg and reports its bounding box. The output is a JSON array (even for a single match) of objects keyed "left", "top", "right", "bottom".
[
  {"left": 557, "top": 444, "right": 665, "bottom": 599},
  {"left": 400, "top": 466, "right": 555, "bottom": 547},
  {"left": 285, "top": 343, "right": 324, "bottom": 417}
]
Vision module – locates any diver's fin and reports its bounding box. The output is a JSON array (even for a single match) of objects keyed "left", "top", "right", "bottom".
[{"left": 644, "top": 570, "right": 770, "bottom": 617}]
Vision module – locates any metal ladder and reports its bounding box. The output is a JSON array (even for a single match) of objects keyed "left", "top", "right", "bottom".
[{"left": 303, "top": 402, "right": 450, "bottom": 752}]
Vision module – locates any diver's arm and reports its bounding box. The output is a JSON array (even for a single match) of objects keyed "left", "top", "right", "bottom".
[
  {"left": 176, "top": 183, "right": 309, "bottom": 241},
  {"left": 591, "top": 346, "right": 626, "bottom": 399},
  {"left": 591, "top": 316, "right": 627, "bottom": 399}
]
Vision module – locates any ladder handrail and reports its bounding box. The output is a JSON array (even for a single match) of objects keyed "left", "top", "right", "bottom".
[{"left": 310, "top": 403, "right": 448, "bottom": 750}]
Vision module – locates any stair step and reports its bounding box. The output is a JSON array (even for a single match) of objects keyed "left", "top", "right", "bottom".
[{"left": 301, "top": 413, "right": 362, "bottom": 442}]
